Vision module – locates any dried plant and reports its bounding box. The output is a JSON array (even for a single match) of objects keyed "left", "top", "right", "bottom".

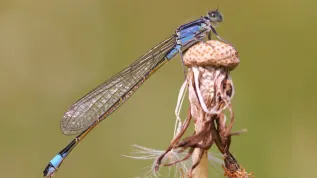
[{"left": 127, "top": 40, "right": 253, "bottom": 178}]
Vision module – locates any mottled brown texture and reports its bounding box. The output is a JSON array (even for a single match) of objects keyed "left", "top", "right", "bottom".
[{"left": 183, "top": 40, "right": 239, "bottom": 70}]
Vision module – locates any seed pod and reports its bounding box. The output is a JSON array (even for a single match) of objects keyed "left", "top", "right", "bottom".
[{"left": 183, "top": 40, "right": 239, "bottom": 70}]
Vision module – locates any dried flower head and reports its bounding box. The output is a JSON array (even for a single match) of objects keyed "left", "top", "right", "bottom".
[{"left": 183, "top": 40, "right": 239, "bottom": 70}]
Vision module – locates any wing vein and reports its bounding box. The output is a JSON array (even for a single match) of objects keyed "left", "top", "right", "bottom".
[{"left": 61, "top": 35, "right": 177, "bottom": 134}]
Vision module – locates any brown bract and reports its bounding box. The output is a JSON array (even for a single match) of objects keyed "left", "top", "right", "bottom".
[{"left": 183, "top": 40, "right": 239, "bottom": 70}]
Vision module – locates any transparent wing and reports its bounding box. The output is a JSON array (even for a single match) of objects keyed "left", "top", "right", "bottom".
[{"left": 61, "top": 35, "right": 177, "bottom": 135}]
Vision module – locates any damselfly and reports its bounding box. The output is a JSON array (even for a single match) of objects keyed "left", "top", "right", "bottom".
[{"left": 43, "top": 9, "right": 227, "bottom": 177}]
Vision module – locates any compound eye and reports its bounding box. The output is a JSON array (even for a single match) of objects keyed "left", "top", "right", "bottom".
[{"left": 208, "top": 10, "right": 223, "bottom": 22}]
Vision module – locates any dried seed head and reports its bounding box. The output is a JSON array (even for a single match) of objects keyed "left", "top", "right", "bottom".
[{"left": 183, "top": 40, "right": 239, "bottom": 70}]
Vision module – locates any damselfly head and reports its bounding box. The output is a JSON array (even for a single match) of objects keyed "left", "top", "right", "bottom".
[{"left": 207, "top": 10, "right": 223, "bottom": 25}]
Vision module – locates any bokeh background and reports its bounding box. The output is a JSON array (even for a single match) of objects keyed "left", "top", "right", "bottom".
[{"left": 1, "top": 0, "right": 316, "bottom": 177}]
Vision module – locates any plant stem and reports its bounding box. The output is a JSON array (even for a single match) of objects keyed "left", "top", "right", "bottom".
[{"left": 192, "top": 150, "right": 208, "bottom": 178}]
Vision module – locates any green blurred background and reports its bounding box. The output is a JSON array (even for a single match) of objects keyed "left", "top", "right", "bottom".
[{"left": 1, "top": 0, "right": 316, "bottom": 177}]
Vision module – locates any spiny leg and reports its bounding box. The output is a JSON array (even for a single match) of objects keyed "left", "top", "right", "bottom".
[
  {"left": 177, "top": 47, "right": 188, "bottom": 78},
  {"left": 209, "top": 26, "right": 232, "bottom": 45}
]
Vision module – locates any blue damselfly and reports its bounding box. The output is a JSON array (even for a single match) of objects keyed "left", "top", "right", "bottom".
[{"left": 43, "top": 9, "right": 226, "bottom": 177}]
